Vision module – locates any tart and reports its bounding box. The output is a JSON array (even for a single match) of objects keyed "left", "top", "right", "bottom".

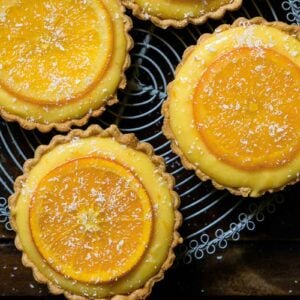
[
  {"left": 163, "top": 17, "right": 300, "bottom": 197},
  {"left": 9, "top": 125, "right": 182, "bottom": 299},
  {"left": 0, "top": 0, "right": 132, "bottom": 132},
  {"left": 122, "top": 0, "right": 242, "bottom": 29}
]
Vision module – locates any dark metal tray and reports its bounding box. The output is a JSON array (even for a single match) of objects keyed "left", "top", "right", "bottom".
[{"left": 0, "top": 0, "right": 299, "bottom": 266}]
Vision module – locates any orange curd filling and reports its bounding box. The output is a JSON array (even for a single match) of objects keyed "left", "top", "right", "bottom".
[
  {"left": 193, "top": 47, "right": 300, "bottom": 170},
  {"left": 29, "top": 157, "right": 152, "bottom": 284},
  {"left": 0, "top": 0, "right": 112, "bottom": 105},
  {"left": 134, "top": 0, "right": 234, "bottom": 18}
]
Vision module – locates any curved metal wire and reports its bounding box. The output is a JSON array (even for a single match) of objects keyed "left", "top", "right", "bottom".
[{"left": 0, "top": 0, "right": 298, "bottom": 265}]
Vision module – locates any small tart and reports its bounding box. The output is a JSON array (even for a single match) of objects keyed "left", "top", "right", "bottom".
[
  {"left": 122, "top": 0, "right": 242, "bottom": 29},
  {"left": 163, "top": 17, "right": 300, "bottom": 197},
  {"left": 0, "top": 0, "right": 132, "bottom": 132},
  {"left": 9, "top": 125, "right": 182, "bottom": 299}
]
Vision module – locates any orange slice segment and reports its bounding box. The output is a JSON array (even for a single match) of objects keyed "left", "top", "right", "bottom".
[
  {"left": 29, "top": 157, "right": 152, "bottom": 284},
  {"left": 193, "top": 47, "right": 300, "bottom": 170},
  {"left": 0, "top": 0, "right": 113, "bottom": 105}
]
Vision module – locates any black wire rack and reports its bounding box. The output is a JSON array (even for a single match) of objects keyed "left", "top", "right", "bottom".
[{"left": 0, "top": 0, "right": 300, "bottom": 263}]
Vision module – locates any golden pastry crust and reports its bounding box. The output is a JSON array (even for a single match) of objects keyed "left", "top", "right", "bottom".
[
  {"left": 162, "top": 17, "right": 300, "bottom": 197},
  {"left": 122, "top": 0, "right": 243, "bottom": 29},
  {"left": 9, "top": 124, "right": 182, "bottom": 299},
  {"left": 0, "top": 1, "right": 133, "bottom": 132}
]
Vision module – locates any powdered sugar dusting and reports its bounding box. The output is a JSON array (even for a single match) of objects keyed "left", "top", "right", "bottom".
[
  {"left": 0, "top": 0, "right": 111, "bottom": 103},
  {"left": 194, "top": 44, "right": 300, "bottom": 169},
  {"left": 30, "top": 156, "right": 152, "bottom": 283}
]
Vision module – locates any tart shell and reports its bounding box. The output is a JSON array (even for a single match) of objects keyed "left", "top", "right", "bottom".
[
  {"left": 0, "top": 1, "right": 133, "bottom": 132},
  {"left": 122, "top": 0, "right": 243, "bottom": 29},
  {"left": 9, "top": 124, "right": 182, "bottom": 299},
  {"left": 162, "top": 17, "right": 300, "bottom": 197}
]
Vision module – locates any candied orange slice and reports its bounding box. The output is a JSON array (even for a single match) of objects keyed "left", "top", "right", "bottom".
[
  {"left": 0, "top": 0, "right": 112, "bottom": 105},
  {"left": 193, "top": 47, "right": 300, "bottom": 170},
  {"left": 29, "top": 157, "right": 152, "bottom": 284}
]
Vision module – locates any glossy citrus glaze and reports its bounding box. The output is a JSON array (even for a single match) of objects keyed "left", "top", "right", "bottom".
[
  {"left": 15, "top": 136, "right": 175, "bottom": 297},
  {"left": 168, "top": 24, "right": 300, "bottom": 196},
  {"left": 134, "top": 0, "right": 232, "bottom": 19},
  {"left": 0, "top": 0, "right": 127, "bottom": 124},
  {"left": 194, "top": 47, "right": 300, "bottom": 170},
  {"left": 0, "top": 0, "right": 112, "bottom": 105},
  {"left": 30, "top": 157, "right": 152, "bottom": 284}
]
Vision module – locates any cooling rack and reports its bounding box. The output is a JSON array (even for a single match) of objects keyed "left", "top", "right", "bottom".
[{"left": 0, "top": 0, "right": 299, "bottom": 264}]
